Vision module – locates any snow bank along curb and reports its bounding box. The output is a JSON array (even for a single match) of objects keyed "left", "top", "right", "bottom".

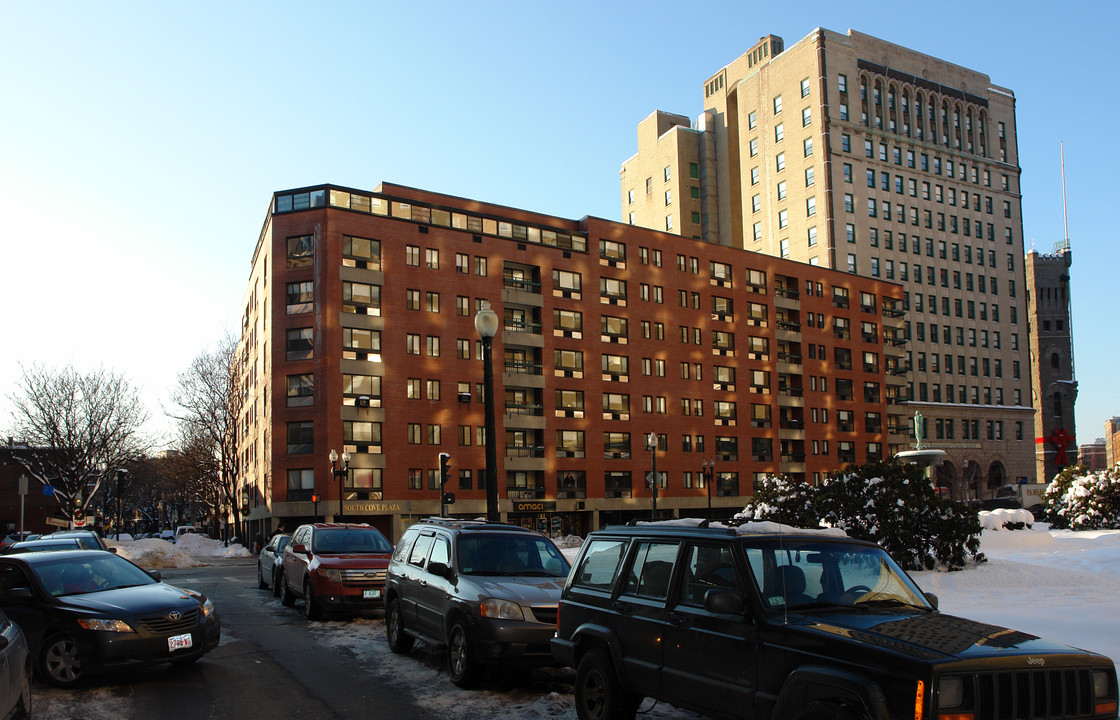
[{"left": 106, "top": 534, "right": 251, "bottom": 569}]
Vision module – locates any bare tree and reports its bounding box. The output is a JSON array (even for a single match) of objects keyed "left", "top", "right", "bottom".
[
  {"left": 7, "top": 364, "right": 150, "bottom": 525},
  {"left": 168, "top": 334, "right": 243, "bottom": 543}
]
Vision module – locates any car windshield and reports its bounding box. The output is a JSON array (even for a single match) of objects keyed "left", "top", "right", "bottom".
[
  {"left": 745, "top": 539, "right": 931, "bottom": 612},
  {"left": 457, "top": 535, "right": 570, "bottom": 577},
  {"left": 33, "top": 554, "right": 156, "bottom": 597},
  {"left": 311, "top": 528, "right": 392, "bottom": 554}
]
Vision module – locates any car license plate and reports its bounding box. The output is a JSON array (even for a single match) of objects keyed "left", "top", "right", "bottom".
[
  {"left": 168, "top": 633, "right": 193, "bottom": 652},
  {"left": 363, "top": 589, "right": 381, "bottom": 599}
]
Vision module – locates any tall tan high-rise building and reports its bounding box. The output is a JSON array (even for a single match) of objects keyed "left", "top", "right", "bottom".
[{"left": 622, "top": 28, "right": 1035, "bottom": 497}]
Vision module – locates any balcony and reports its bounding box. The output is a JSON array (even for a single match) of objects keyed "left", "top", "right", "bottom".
[
  {"left": 502, "top": 274, "right": 541, "bottom": 294},
  {"left": 505, "top": 359, "right": 543, "bottom": 374},
  {"left": 506, "top": 486, "right": 546, "bottom": 500},
  {"left": 505, "top": 402, "right": 544, "bottom": 416},
  {"left": 506, "top": 444, "right": 545, "bottom": 458},
  {"left": 504, "top": 319, "right": 542, "bottom": 335}
]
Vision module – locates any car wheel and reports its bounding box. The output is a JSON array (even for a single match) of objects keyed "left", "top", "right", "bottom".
[
  {"left": 304, "top": 580, "right": 322, "bottom": 621},
  {"left": 574, "top": 648, "right": 640, "bottom": 720},
  {"left": 257, "top": 563, "right": 268, "bottom": 590},
  {"left": 40, "top": 634, "right": 83, "bottom": 688},
  {"left": 12, "top": 658, "right": 31, "bottom": 719},
  {"left": 271, "top": 568, "right": 282, "bottom": 597},
  {"left": 447, "top": 620, "right": 482, "bottom": 688},
  {"left": 386, "top": 599, "right": 414, "bottom": 654},
  {"left": 279, "top": 572, "right": 296, "bottom": 607}
]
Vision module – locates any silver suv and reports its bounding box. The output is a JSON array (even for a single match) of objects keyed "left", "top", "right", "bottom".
[{"left": 384, "top": 518, "right": 570, "bottom": 687}]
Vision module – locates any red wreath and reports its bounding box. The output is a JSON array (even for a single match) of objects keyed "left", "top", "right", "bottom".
[{"left": 1035, "top": 428, "right": 1074, "bottom": 467}]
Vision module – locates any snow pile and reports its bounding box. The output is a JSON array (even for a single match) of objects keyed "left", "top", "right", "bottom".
[
  {"left": 106, "top": 533, "right": 250, "bottom": 569},
  {"left": 107, "top": 538, "right": 203, "bottom": 569},
  {"left": 551, "top": 535, "right": 584, "bottom": 550},
  {"left": 174, "top": 532, "right": 252, "bottom": 558},
  {"left": 978, "top": 507, "right": 1036, "bottom": 530}
]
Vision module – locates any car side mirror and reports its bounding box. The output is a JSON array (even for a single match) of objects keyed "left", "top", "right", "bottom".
[
  {"left": 924, "top": 592, "right": 939, "bottom": 610},
  {"left": 6, "top": 587, "right": 34, "bottom": 603},
  {"left": 148, "top": 570, "right": 162, "bottom": 582},
  {"left": 703, "top": 587, "right": 746, "bottom": 616},
  {"left": 109, "top": 547, "right": 118, "bottom": 554},
  {"left": 427, "top": 561, "right": 453, "bottom": 579},
  {"left": 292, "top": 543, "right": 308, "bottom": 555}
]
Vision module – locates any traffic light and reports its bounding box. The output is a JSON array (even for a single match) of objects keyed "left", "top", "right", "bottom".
[
  {"left": 439, "top": 453, "right": 451, "bottom": 489},
  {"left": 442, "top": 492, "right": 456, "bottom": 505}
]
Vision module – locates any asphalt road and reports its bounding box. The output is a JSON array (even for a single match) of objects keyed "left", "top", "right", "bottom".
[{"left": 35, "top": 557, "right": 430, "bottom": 720}]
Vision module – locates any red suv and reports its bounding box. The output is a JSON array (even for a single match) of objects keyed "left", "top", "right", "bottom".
[{"left": 279, "top": 523, "right": 393, "bottom": 620}]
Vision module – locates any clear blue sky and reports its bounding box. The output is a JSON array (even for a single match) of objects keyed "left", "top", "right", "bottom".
[{"left": 2, "top": 0, "right": 1115, "bottom": 448}]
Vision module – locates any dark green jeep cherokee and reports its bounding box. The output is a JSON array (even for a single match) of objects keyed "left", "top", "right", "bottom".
[{"left": 552, "top": 523, "right": 1118, "bottom": 720}]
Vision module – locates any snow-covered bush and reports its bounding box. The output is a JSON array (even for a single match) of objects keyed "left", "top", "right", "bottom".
[
  {"left": 1044, "top": 465, "right": 1120, "bottom": 530},
  {"left": 737, "top": 459, "right": 983, "bottom": 571}
]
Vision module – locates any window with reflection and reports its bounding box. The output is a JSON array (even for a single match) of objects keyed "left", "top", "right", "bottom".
[
  {"left": 286, "top": 235, "right": 313, "bottom": 269},
  {"left": 343, "top": 236, "right": 380, "bottom": 270}
]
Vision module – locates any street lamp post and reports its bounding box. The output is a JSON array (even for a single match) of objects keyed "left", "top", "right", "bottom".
[
  {"left": 115, "top": 469, "right": 129, "bottom": 541},
  {"left": 475, "top": 301, "right": 500, "bottom": 523},
  {"left": 701, "top": 459, "right": 714, "bottom": 520},
  {"left": 646, "top": 432, "right": 659, "bottom": 520},
  {"left": 329, "top": 449, "right": 350, "bottom": 522}
]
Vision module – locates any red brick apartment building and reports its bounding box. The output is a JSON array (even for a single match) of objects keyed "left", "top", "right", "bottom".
[{"left": 237, "top": 183, "right": 905, "bottom": 542}]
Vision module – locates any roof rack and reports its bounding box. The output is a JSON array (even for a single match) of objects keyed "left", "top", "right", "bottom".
[{"left": 415, "top": 517, "right": 540, "bottom": 532}]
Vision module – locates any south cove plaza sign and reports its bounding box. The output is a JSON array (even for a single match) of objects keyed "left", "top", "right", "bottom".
[{"left": 344, "top": 502, "right": 405, "bottom": 514}]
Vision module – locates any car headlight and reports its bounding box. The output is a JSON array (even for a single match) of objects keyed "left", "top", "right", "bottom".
[
  {"left": 319, "top": 569, "right": 341, "bottom": 583},
  {"left": 185, "top": 588, "right": 216, "bottom": 617},
  {"left": 1092, "top": 670, "right": 1111, "bottom": 699},
  {"left": 480, "top": 598, "right": 525, "bottom": 620},
  {"left": 938, "top": 676, "right": 964, "bottom": 709},
  {"left": 77, "top": 618, "right": 134, "bottom": 633}
]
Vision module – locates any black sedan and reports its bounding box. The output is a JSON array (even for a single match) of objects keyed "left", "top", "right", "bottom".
[{"left": 0, "top": 549, "right": 221, "bottom": 687}]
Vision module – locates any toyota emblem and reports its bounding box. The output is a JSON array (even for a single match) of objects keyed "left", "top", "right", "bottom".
[{"left": 167, "top": 611, "right": 182, "bottom": 621}]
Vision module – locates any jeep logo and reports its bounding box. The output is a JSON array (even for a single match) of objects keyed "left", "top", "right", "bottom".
[{"left": 1026, "top": 657, "right": 1045, "bottom": 666}]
